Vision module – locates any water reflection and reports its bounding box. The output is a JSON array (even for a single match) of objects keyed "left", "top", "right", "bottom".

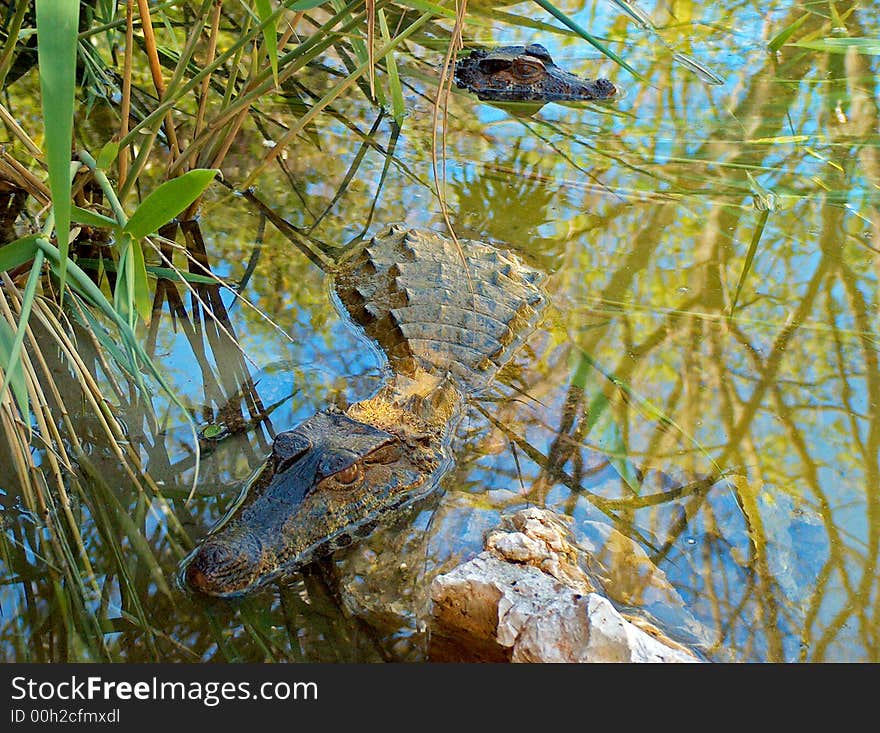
[{"left": 1, "top": 0, "right": 878, "bottom": 662}]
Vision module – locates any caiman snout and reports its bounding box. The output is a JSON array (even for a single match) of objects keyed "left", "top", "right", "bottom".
[{"left": 185, "top": 532, "right": 266, "bottom": 597}]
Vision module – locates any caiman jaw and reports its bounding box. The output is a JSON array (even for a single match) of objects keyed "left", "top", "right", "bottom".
[
  {"left": 183, "top": 407, "right": 442, "bottom": 597},
  {"left": 185, "top": 527, "right": 267, "bottom": 597}
]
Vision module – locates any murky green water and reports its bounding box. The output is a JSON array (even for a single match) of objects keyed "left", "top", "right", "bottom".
[{"left": 2, "top": 0, "right": 878, "bottom": 662}]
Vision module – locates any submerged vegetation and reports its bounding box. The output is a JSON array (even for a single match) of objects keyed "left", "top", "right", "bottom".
[{"left": 0, "top": 0, "right": 877, "bottom": 661}]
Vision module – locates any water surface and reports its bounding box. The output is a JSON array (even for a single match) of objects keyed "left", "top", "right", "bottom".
[{"left": 1, "top": 0, "right": 878, "bottom": 662}]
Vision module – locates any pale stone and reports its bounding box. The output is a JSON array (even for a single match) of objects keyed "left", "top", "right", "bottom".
[
  {"left": 429, "top": 507, "right": 703, "bottom": 663},
  {"left": 485, "top": 530, "right": 548, "bottom": 563}
]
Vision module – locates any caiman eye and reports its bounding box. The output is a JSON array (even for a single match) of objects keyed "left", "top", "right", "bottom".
[
  {"left": 365, "top": 443, "right": 402, "bottom": 465},
  {"left": 512, "top": 58, "right": 544, "bottom": 81},
  {"left": 334, "top": 463, "right": 362, "bottom": 485}
]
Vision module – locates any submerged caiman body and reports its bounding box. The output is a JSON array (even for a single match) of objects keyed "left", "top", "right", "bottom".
[{"left": 184, "top": 225, "right": 546, "bottom": 596}]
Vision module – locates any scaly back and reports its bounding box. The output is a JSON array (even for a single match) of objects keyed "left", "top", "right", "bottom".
[{"left": 334, "top": 224, "right": 546, "bottom": 394}]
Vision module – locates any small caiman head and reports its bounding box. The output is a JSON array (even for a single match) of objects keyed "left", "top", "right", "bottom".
[
  {"left": 183, "top": 406, "right": 443, "bottom": 597},
  {"left": 453, "top": 43, "right": 617, "bottom": 104}
]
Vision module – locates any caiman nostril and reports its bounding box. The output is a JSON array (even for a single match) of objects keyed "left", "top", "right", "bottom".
[
  {"left": 185, "top": 534, "right": 264, "bottom": 596},
  {"left": 185, "top": 562, "right": 211, "bottom": 595}
]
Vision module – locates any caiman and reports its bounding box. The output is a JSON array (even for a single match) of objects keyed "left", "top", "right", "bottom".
[
  {"left": 183, "top": 225, "right": 547, "bottom": 596},
  {"left": 453, "top": 43, "right": 617, "bottom": 103}
]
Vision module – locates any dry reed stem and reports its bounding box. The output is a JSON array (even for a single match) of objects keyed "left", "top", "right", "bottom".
[
  {"left": 0, "top": 151, "right": 51, "bottom": 204},
  {"left": 136, "top": 0, "right": 180, "bottom": 158},
  {"left": 32, "top": 295, "right": 192, "bottom": 546},
  {"left": 0, "top": 102, "right": 43, "bottom": 159},
  {"left": 192, "top": 0, "right": 223, "bottom": 162}
]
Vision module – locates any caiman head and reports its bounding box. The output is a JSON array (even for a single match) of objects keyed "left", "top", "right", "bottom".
[
  {"left": 453, "top": 43, "right": 616, "bottom": 103},
  {"left": 183, "top": 406, "right": 443, "bottom": 597}
]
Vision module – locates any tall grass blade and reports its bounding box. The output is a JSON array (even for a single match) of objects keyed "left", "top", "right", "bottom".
[
  {"left": 330, "top": 0, "right": 378, "bottom": 102},
  {"left": 729, "top": 209, "right": 770, "bottom": 318},
  {"left": 35, "top": 0, "right": 79, "bottom": 292},
  {"left": 378, "top": 9, "right": 406, "bottom": 126},
  {"left": 33, "top": 236, "right": 202, "bottom": 498},
  {"left": 366, "top": 0, "right": 377, "bottom": 98},
  {"left": 791, "top": 37, "right": 880, "bottom": 55},
  {"left": 768, "top": 13, "right": 809, "bottom": 53},
  {"left": 254, "top": 0, "right": 279, "bottom": 87},
  {"left": 242, "top": 11, "right": 433, "bottom": 187},
  {"left": 0, "top": 250, "right": 44, "bottom": 419}
]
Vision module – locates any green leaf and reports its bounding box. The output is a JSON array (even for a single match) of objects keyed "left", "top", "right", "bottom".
[
  {"left": 123, "top": 169, "right": 218, "bottom": 240},
  {"left": 36, "top": 0, "right": 79, "bottom": 290},
  {"left": 0, "top": 235, "right": 40, "bottom": 272},
  {"left": 289, "top": 0, "right": 328, "bottom": 9},
  {"left": 71, "top": 206, "right": 118, "bottom": 229},
  {"left": 729, "top": 207, "right": 770, "bottom": 317},
  {"left": 378, "top": 9, "right": 406, "bottom": 125},
  {"left": 115, "top": 234, "right": 151, "bottom": 326},
  {"left": 254, "top": 0, "right": 279, "bottom": 87},
  {"left": 95, "top": 140, "right": 119, "bottom": 170},
  {"left": 768, "top": 13, "right": 809, "bottom": 53},
  {"left": 790, "top": 37, "right": 880, "bottom": 55},
  {"left": 128, "top": 234, "right": 153, "bottom": 325},
  {"left": 146, "top": 266, "right": 217, "bottom": 284}
]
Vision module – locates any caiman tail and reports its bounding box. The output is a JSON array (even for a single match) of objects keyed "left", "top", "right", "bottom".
[{"left": 183, "top": 225, "right": 546, "bottom": 597}]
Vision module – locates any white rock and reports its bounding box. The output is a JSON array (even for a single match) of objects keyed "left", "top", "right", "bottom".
[{"left": 429, "top": 508, "right": 702, "bottom": 663}]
